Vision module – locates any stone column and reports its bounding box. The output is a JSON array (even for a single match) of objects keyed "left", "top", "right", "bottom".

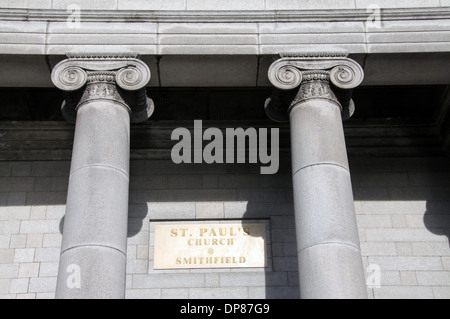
[
  {"left": 51, "top": 53, "right": 154, "bottom": 299},
  {"left": 265, "top": 51, "right": 367, "bottom": 299}
]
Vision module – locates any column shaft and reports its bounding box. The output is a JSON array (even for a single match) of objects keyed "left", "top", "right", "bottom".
[
  {"left": 51, "top": 53, "right": 153, "bottom": 299},
  {"left": 56, "top": 100, "right": 130, "bottom": 299},
  {"left": 265, "top": 52, "right": 367, "bottom": 299},
  {"left": 289, "top": 97, "right": 367, "bottom": 299}
]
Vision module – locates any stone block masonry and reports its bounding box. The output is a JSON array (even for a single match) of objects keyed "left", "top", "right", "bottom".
[
  {"left": 127, "top": 156, "right": 450, "bottom": 299},
  {"left": 0, "top": 157, "right": 449, "bottom": 298},
  {"left": 351, "top": 157, "right": 450, "bottom": 299},
  {"left": 3, "top": 4, "right": 450, "bottom": 57},
  {"left": 0, "top": 161, "right": 67, "bottom": 299},
  {"left": 0, "top": 0, "right": 447, "bottom": 10}
]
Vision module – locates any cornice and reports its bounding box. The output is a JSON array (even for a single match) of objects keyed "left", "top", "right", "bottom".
[{"left": 1, "top": 8, "right": 450, "bottom": 23}]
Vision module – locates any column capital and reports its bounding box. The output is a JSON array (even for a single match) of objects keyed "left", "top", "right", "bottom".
[
  {"left": 51, "top": 52, "right": 154, "bottom": 123},
  {"left": 265, "top": 50, "right": 364, "bottom": 122}
]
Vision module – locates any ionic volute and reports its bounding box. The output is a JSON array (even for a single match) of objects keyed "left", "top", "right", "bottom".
[
  {"left": 51, "top": 52, "right": 154, "bottom": 123},
  {"left": 265, "top": 50, "right": 364, "bottom": 122}
]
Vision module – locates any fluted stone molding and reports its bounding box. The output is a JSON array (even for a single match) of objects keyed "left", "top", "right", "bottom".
[
  {"left": 265, "top": 50, "right": 363, "bottom": 122},
  {"left": 51, "top": 52, "right": 154, "bottom": 123},
  {"left": 52, "top": 53, "right": 154, "bottom": 299},
  {"left": 266, "top": 51, "right": 367, "bottom": 299}
]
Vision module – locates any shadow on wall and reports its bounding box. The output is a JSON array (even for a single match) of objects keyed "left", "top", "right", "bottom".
[
  {"left": 59, "top": 216, "right": 64, "bottom": 234},
  {"left": 424, "top": 201, "right": 450, "bottom": 248},
  {"left": 58, "top": 201, "right": 149, "bottom": 238},
  {"left": 127, "top": 203, "right": 148, "bottom": 238},
  {"left": 243, "top": 201, "right": 299, "bottom": 299},
  {"left": 350, "top": 157, "right": 450, "bottom": 248},
  {"left": 124, "top": 160, "right": 299, "bottom": 299},
  {"left": 10, "top": 157, "right": 450, "bottom": 299}
]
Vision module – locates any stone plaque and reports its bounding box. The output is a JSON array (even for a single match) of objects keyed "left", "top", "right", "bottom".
[{"left": 154, "top": 223, "right": 267, "bottom": 269}]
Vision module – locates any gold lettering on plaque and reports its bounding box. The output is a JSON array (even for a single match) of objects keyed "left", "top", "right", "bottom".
[{"left": 153, "top": 224, "right": 267, "bottom": 269}]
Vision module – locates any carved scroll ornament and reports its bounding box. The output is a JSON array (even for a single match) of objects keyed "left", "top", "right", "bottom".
[
  {"left": 265, "top": 50, "right": 364, "bottom": 122},
  {"left": 51, "top": 53, "right": 154, "bottom": 123}
]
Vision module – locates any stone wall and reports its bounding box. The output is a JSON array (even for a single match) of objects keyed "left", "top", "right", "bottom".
[
  {"left": 2, "top": 3, "right": 450, "bottom": 56},
  {"left": 350, "top": 157, "right": 450, "bottom": 299},
  {"left": 0, "top": 157, "right": 449, "bottom": 299},
  {"left": 0, "top": 161, "right": 68, "bottom": 299},
  {"left": 0, "top": 0, "right": 448, "bottom": 10}
]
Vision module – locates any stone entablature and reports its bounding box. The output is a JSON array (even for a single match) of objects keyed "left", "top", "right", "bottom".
[
  {"left": 0, "top": 7, "right": 450, "bottom": 55},
  {"left": 0, "top": 0, "right": 448, "bottom": 11},
  {"left": 1, "top": 6, "right": 450, "bottom": 89}
]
